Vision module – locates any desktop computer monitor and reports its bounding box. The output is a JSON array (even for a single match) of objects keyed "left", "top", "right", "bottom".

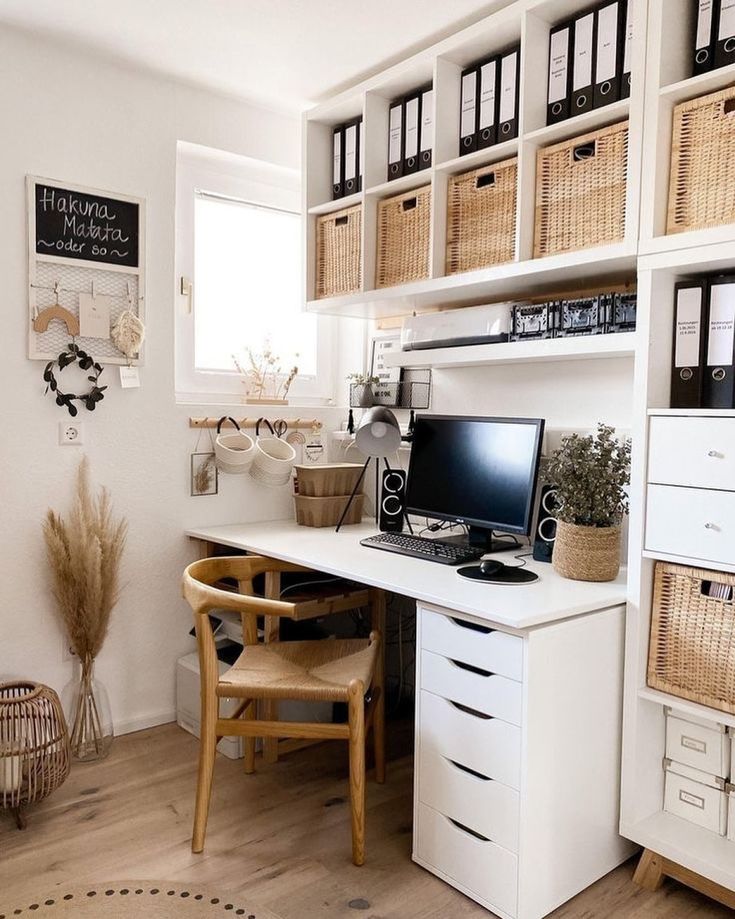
[{"left": 405, "top": 414, "right": 545, "bottom": 552}]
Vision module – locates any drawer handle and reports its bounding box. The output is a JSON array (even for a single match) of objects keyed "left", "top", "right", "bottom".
[
  {"left": 447, "top": 817, "right": 491, "bottom": 842},
  {"left": 448, "top": 758, "right": 492, "bottom": 781},
  {"left": 707, "top": 450, "right": 723, "bottom": 458},
  {"left": 704, "top": 522, "right": 720, "bottom": 531},
  {"left": 450, "top": 658, "right": 493, "bottom": 678},
  {"left": 334, "top": 215, "right": 348, "bottom": 227},
  {"left": 450, "top": 700, "right": 492, "bottom": 720},
  {"left": 450, "top": 616, "right": 493, "bottom": 635}
]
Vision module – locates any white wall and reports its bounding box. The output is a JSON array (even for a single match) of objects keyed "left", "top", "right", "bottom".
[{"left": 0, "top": 28, "right": 350, "bottom": 733}]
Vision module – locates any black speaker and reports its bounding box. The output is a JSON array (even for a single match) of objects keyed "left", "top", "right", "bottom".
[
  {"left": 532, "top": 484, "right": 558, "bottom": 563},
  {"left": 379, "top": 469, "right": 406, "bottom": 532}
]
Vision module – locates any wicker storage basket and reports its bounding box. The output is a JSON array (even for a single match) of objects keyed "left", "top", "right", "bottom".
[
  {"left": 376, "top": 185, "right": 431, "bottom": 288},
  {"left": 315, "top": 204, "right": 362, "bottom": 299},
  {"left": 446, "top": 158, "right": 518, "bottom": 274},
  {"left": 534, "top": 121, "right": 628, "bottom": 258},
  {"left": 294, "top": 493, "right": 365, "bottom": 527},
  {"left": 294, "top": 463, "right": 365, "bottom": 498},
  {"left": 667, "top": 86, "right": 735, "bottom": 235},
  {"left": 648, "top": 562, "right": 735, "bottom": 715}
]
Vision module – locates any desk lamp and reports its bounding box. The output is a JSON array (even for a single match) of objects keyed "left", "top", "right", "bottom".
[{"left": 336, "top": 407, "right": 413, "bottom": 533}]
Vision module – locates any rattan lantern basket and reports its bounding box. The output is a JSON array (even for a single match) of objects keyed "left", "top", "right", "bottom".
[{"left": 0, "top": 681, "right": 70, "bottom": 829}]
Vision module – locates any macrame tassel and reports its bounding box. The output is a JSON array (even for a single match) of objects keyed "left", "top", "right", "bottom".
[{"left": 111, "top": 310, "right": 145, "bottom": 360}]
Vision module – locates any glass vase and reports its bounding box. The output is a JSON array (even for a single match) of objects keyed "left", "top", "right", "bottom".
[{"left": 62, "top": 656, "right": 113, "bottom": 762}]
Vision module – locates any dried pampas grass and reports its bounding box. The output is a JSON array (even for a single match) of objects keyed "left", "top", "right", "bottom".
[{"left": 43, "top": 458, "right": 127, "bottom": 660}]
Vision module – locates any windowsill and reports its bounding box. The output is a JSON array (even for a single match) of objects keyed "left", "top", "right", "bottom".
[{"left": 175, "top": 391, "right": 337, "bottom": 408}]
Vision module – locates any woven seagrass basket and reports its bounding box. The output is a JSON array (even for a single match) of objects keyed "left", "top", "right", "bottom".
[
  {"left": 315, "top": 204, "right": 362, "bottom": 299},
  {"left": 446, "top": 158, "right": 518, "bottom": 274},
  {"left": 648, "top": 562, "right": 735, "bottom": 715},
  {"left": 534, "top": 121, "right": 628, "bottom": 258},
  {"left": 667, "top": 85, "right": 735, "bottom": 235},
  {"left": 376, "top": 185, "right": 431, "bottom": 288},
  {"left": 552, "top": 521, "right": 621, "bottom": 582}
]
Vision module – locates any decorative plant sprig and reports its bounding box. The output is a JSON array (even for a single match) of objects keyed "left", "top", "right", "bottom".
[
  {"left": 233, "top": 340, "right": 298, "bottom": 401},
  {"left": 547, "top": 424, "right": 631, "bottom": 528},
  {"left": 43, "top": 343, "right": 106, "bottom": 416},
  {"left": 346, "top": 373, "right": 380, "bottom": 385}
]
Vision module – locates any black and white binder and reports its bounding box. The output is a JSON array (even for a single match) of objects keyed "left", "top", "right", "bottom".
[
  {"left": 704, "top": 275, "right": 735, "bottom": 409},
  {"left": 572, "top": 10, "right": 596, "bottom": 115},
  {"left": 358, "top": 117, "right": 364, "bottom": 191},
  {"left": 715, "top": 0, "right": 735, "bottom": 69},
  {"left": 419, "top": 87, "right": 433, "bottom": 169},
  {"left": 547, "top": 22, "right": 573, "bottom": 124},
  {"left": 388, "top": 101, "right": 404, "bottom": 180},
  {"left": 671, "top": 280, "right": 708, "bottom": 409},
  {"left": 403, "top": 93, "right": 420, "bottom": 174},
  {"left": 498, "top": 47, "right": 520, "bottom": 140},
  {"left": 621, "top": 0, "right": 633, "bottom": 98},
  {"left": 694, "top": 0, "right": 719, "bottom": 74},
  {"left": 332, "top": 125, "right": 344, "bottom": 199},
  {"left": 594, "top": 1, "right": 625, "bottom": 108},
  {"left": 478, "top": 58, "right": 499, "bottom": 147},
  {"left": 459, "top": 67, "right": 479, "bottom": 155},
  {"left": 343, "top": 120, "right": 359, "bottom": 196}
]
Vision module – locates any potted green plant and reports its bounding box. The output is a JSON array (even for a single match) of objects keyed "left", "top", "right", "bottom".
[
  {"left": 547, "top": 423, "right": 631, "bottom": 582},
  {"left": 347, "top": 372, "right": 380, "bottom": 408}
]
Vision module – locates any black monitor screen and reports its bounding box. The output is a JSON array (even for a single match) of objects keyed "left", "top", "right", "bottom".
[{"left": 405, "top": 415, "right": 544, "bottom": 535}]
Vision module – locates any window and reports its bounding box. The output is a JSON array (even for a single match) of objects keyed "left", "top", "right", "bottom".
[{"left": 176, "top": 144, "right": 333, "bottom": 402}]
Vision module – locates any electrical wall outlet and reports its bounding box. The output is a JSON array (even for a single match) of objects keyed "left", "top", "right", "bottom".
[{"left": 59, "top": 421, "right": 84, "bottom": 445}]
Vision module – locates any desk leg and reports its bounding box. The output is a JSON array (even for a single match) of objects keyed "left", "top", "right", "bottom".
[
  {"left": 370, "top": 589, "right": 386, "bottom": 784},
  {"left": 263, "top": 571, "right": 281, "bottom": 765}
]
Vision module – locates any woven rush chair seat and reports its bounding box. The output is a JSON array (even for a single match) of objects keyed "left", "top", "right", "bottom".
[{"left": 218, "top": 637, "right": 379, "bottom": 702}]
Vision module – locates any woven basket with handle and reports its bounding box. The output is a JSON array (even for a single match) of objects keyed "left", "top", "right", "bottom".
[
  {"left": 315, "top": 204, "right": 362, "bottom": 299},
  {"left": 376, "top": 185, "right": 431, "bottom": 288}
]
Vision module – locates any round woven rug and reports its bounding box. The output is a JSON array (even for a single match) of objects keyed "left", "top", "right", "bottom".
[{"left": 0, "top": 883, "right": 261, "bottom": 918}]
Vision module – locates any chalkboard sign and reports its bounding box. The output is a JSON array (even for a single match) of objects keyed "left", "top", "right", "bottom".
[{"left": 34, "top": 181, "right": 139, "bottom": 269}]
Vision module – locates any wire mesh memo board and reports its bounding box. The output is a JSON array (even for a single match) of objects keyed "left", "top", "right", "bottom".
[{"left": 27, "top": 175, "right": 146, "bottom": 365}]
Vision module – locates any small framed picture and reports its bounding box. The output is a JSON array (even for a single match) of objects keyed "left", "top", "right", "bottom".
[
  {"left": 191, "top": 452, "right": 218, "bottom": 496},
  {"left": 369, "top": 332, "right": 402, "bottom": 407}
]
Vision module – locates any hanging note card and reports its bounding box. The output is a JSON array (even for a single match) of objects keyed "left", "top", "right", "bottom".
[
  {"left": 78, "top": 292, "right": 112, "bottom": 339},
  {"left": 119, "top": 366, "right": 140, "bottom": 389}
]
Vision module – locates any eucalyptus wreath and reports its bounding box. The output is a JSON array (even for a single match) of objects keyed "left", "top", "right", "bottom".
[{"left": 43, "top": 343, "right": 107, "bottom": 417}]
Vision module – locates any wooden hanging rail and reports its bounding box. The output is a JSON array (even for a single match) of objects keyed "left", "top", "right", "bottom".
[{"left": 189, "top": 417, "right": 322, "bottom": 430}]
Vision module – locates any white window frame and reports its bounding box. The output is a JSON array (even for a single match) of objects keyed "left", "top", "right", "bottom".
[{"left": 175, "top": 144, "right": 335, "bottom": 404}]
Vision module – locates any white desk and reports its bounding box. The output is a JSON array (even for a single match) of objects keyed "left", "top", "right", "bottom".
[{"left": 186, "top": 520, "right": 635, "bottom": 919}]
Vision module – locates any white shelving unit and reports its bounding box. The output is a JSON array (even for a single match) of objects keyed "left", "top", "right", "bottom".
[{"left": 302, "top": 0, "right": 648, "bottom": 320}]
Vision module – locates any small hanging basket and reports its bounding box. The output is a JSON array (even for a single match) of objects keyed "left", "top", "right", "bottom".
[
  {"left": 250, "top": 418, "right": 296, "bottom": 487},
  {"left": 214, "top": 417, "right": 255, "bottom": 475}
]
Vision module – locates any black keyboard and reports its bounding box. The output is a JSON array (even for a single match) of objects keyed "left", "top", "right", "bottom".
[{"left": 360, "top": 532, "right": 484, "bottom": 566}]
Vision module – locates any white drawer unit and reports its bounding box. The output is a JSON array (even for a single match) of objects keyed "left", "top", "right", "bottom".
[
  {"left": 648, "top": 416, "right": 735, "bottom": 492},
  {"left": 728, "top": 785, "right": 735, "bottom": 843},
  {"left": 419, "top": 689, "right": 521, "bottom": 789},
  {"left": 418, "top": 745, "right": 520, "bottom": 853},
  {"left": 665, "top": 708, "right": 731, "bottom": 779},
  {"left": 421, "top": 649, "right": 523, "bottom": 725},
  {"left": 664, "top": 760, "right": 728, "bottom": 836},
  {"left": 414, "top": 801, "right": 518, "bottom": 918},
  {"left": 646, "top": 484, "right": 735, "bottom": 566},
  {"left": 421, "top": 605, "right": 523, "bottom": 681}
]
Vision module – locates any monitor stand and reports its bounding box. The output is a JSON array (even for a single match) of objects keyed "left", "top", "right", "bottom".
[{"left": 440, "top": 525, "right": 519, "bottom": 554}]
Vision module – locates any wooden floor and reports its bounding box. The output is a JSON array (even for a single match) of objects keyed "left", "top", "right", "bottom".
[{"left": 0, "top": 722, "right": 731, "bottom": 918}]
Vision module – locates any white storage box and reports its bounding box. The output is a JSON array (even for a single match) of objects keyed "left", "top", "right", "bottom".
[
  {"left": 728, "top": 783, "right": 735, "bottom": 842},
  {"left": 663, "top": 759, "right": 728, "bottom": 836},
  {"left": 665, "top": 707, "right": 731, "bottom": 779},
  {"left": 400, "top": 303, "right": 511, "bottom": 351}
]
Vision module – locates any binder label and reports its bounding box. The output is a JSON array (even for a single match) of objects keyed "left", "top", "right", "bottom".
[
  {"left": 388, "top": 106, "right": 402, "bottom": 165},
  {"left": 333, "top": 132, "right": 341, "bottom": 185},
  {"left": 596, "top": 3, "right": 620, "bottom": 83},
  {"left": 697, "top": 0, "right": 714, "bottom": 49},
  {"left": 573, "top": 13, "right": 595, "bottom": 91},
  {"left": 623, "top": 2, "right": 634, "bottom": 73},
  {"left": 675, "top": 287, "right": 703, "bottom": 368},
  {"left": 720, "top": 0, "right": 735, "bottom": 40},
  {"left": 707, "top": 285, "right": 735, "bottom": 365},
  {"left": 499, "top": 51, "right": 518, "bottom": 124},
  {"left": 549, "top": 28, "right": 570, "bottom": 104},
  {"left": 405, "top": 96, "right": 419, "bottom": 158},
  {"left": 420, "top": 90, "right": 434, "bottom": 152},
  {"left": 479, "top": 61, "right": 497, "bottom": 128},
  {"left": 460, "top": 72, "right": 477, "bottom": 138}
]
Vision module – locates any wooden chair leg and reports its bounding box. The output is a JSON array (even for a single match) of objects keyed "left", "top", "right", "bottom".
[
  {"left": 192, "top": 690, "right": 218, "bottom": 853},
  {"left": 371, "top": 630, "right": 386, "bottom": 785},
  {"left": 243, "top": 702, "right": 256, "bottom": 775},
  {"left": 347, "top": 679, "right": 366, "bottom": 867}
]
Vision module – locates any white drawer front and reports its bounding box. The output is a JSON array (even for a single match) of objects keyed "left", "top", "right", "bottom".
[
  {"left": 420, "top": 690, "right": 521, "bottom": 789},
  {"left": 646, "top": 485, "right": 735, "bottom": 566},
  {"left": 728, "top": 788, "right": 735, "bottom": 843},
  {"left": 649, "top": 417, "right": 735, "bottom": 491},
  {"left": 664, "top": 768, "right": 727, "bottom": 835},
  {"left": 415, "top": 801, "right": 518, "bottom": 917},
  {"left": 421, "top": 649, "right": 523, "bottom": 725},
  {"left": 420, "top": 606, "right": 523, "bottom": 682},
  {"left": 418, "top": 745, "right": 520, "bottom": 853},
  {"left": 665, "top": 712, "right": 731, "bottom": 779}
]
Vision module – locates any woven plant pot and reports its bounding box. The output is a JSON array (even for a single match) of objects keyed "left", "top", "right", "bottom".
[{"left": 552, "top": 521, "right": 621, "bottom": 582}]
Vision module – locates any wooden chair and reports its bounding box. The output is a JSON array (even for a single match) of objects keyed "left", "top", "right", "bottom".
[{"left": 182, "top": 555, "right": 386, "bottom": 866}]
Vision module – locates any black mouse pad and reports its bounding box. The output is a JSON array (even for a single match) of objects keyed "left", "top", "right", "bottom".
[{"left": 457, "top": 564, "right": 539, "bottom": 584}]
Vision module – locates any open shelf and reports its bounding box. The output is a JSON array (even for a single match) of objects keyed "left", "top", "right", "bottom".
[
  {"left": 308, "top": 191, "right": 363, "bottom": 216},
  {"left": 641, "top": 549, "right": 735, "bottom": 576},
  {"left": 435, "top": 139, "right": 520, "bottom": 176},
  {"left": 365, "top": 172, "right": 432, "bottom": 199},
  {"left": 637, "top": 686, "right": 735, "bottom": 730},
  {"left": 524, "top": 98, "right": 630, "bottom": 146},
  {"left": 647, "top": 408, "right": 735, "bottom": 418},
  {"left": 660, "top": 62, "right": 735, "bottom": 105},
  {"left": 385, "top": 331, "right": 637, "bottom": 370}
]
